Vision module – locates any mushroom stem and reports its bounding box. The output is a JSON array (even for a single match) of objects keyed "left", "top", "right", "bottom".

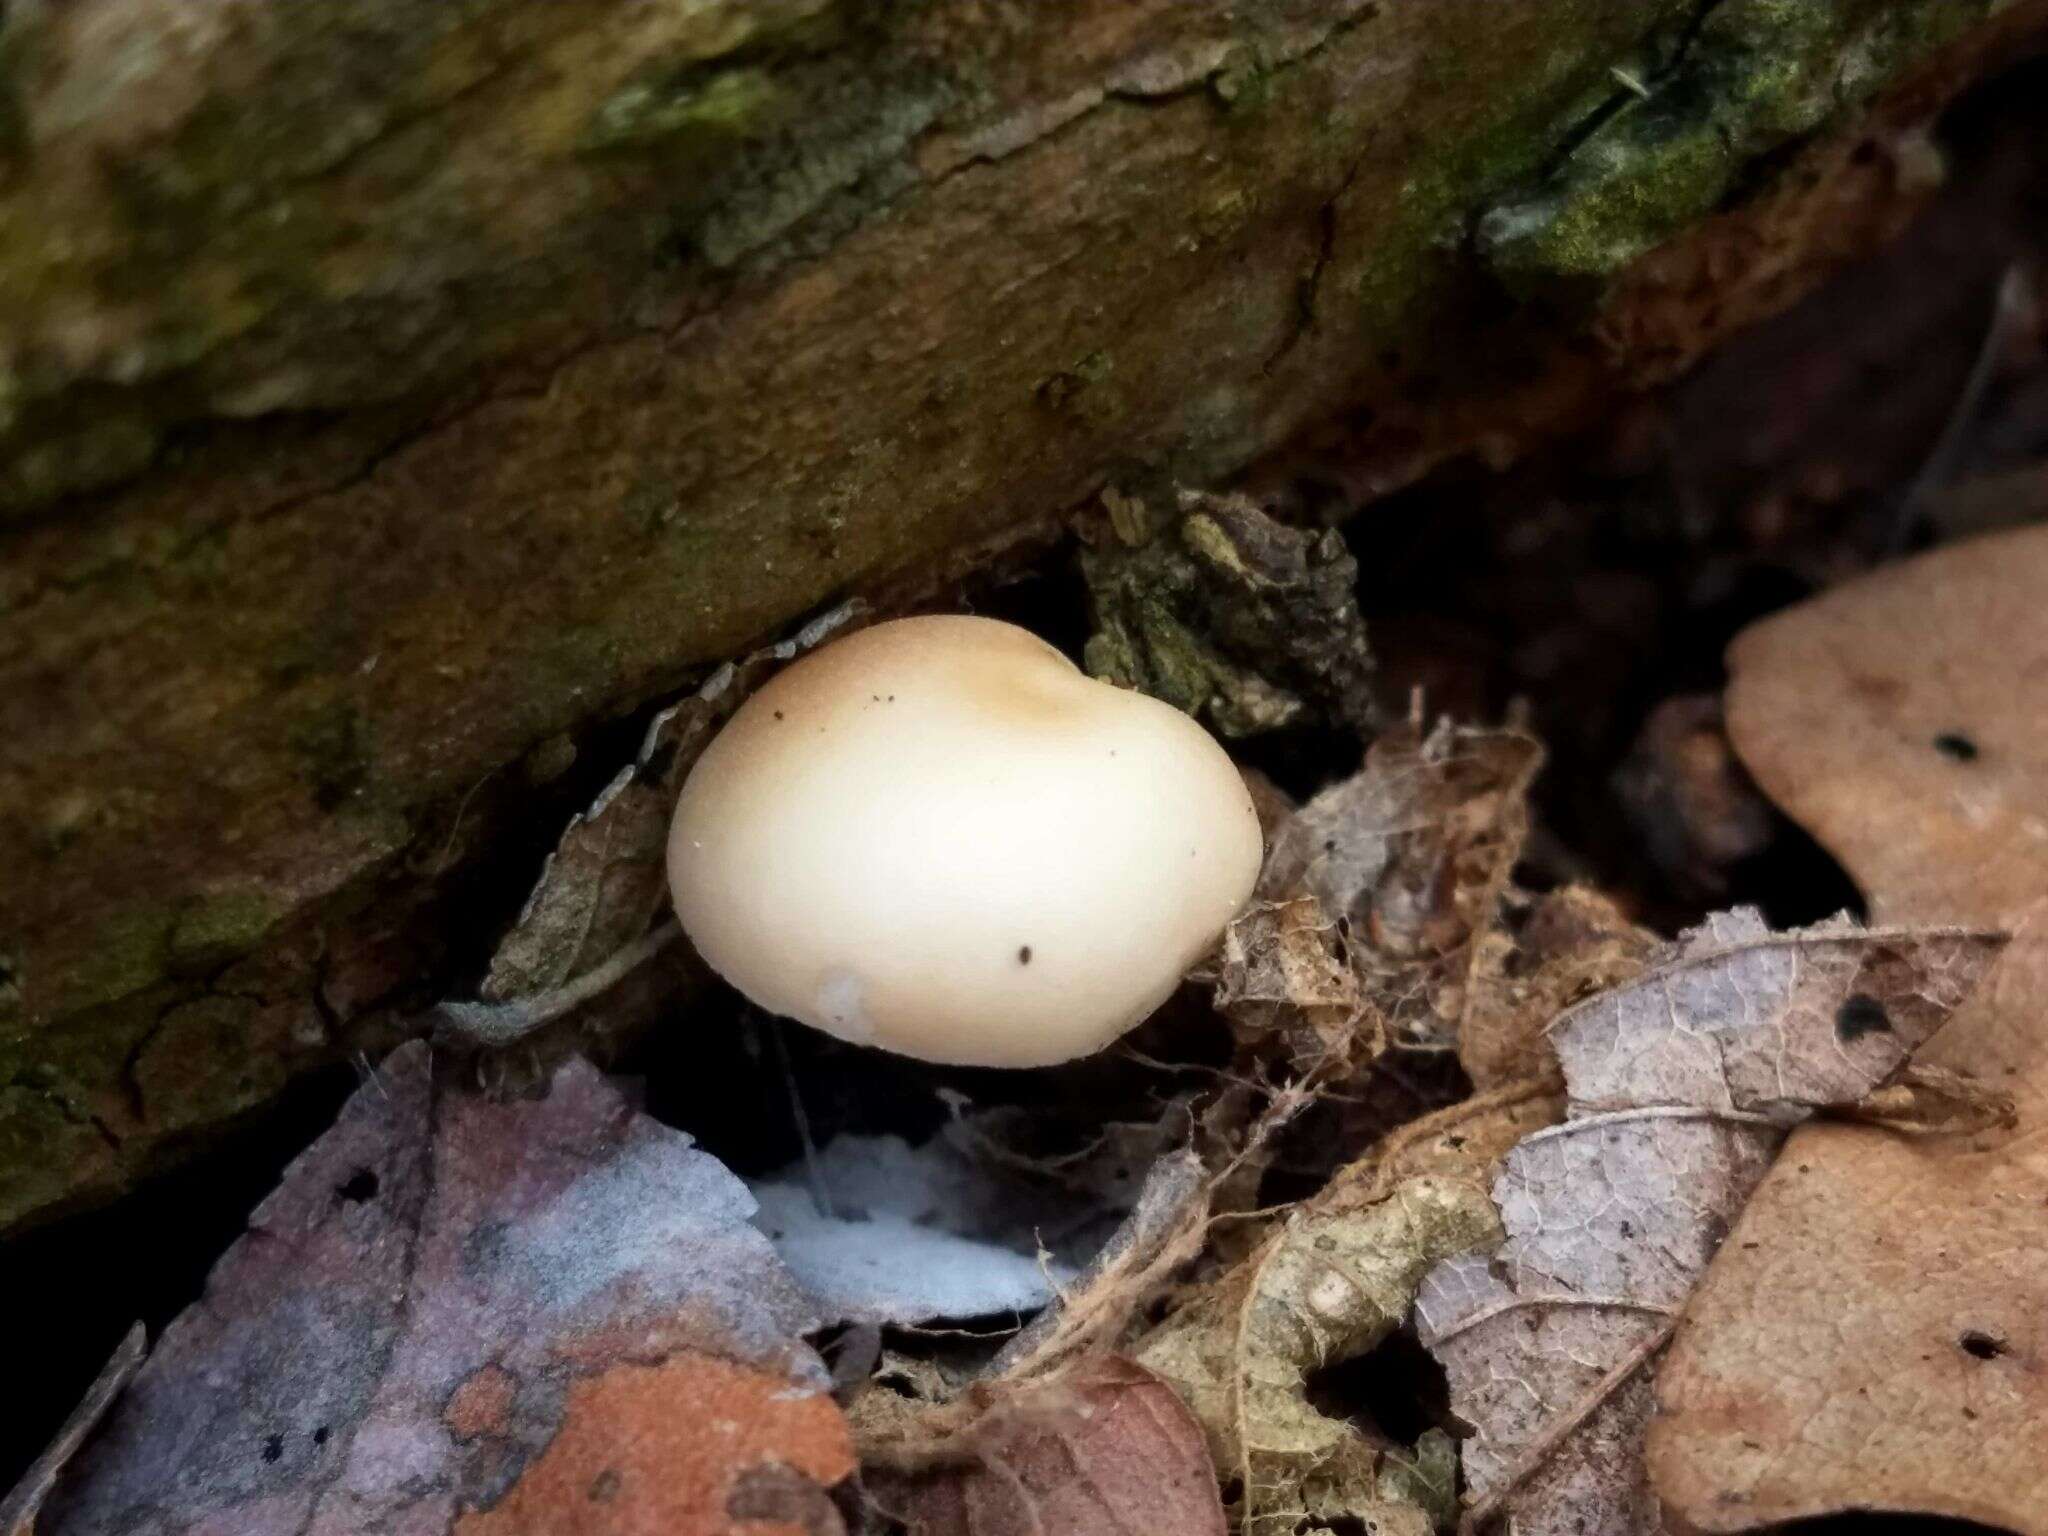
[{"left": 762, "top": 1015, "right": 841, "bottom": 1219}]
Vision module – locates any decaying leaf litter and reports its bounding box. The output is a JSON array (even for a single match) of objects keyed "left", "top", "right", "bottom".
[
  {"left": 19, "top": 495, "right": 2034, "bottom": 1536},
  {"left": 1653, "top": 523, "right": 2048, "bottom": 1536},
  {"left": 17, "top": 107, "right": 2048, "bottom": 1536}
]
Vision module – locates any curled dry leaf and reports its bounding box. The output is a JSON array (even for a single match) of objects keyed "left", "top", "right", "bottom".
[
  {"left": 1457, "top": 885, "right": 1658, "bottom": 1091},
  {"left": 1136, "top": 1086, "right": 1560, "bottom": 1536},
  {"left": 1, "top": 1327, "right": 144, "bottom": 1536},
  {"left": 1213, "top": 895, "right": 1378, "bottom": 1072},
  {"left": 477, "top": 600, "right": 864, "bottom": 1010},
  {"left": 865, "top": 1356, "right": 1227, "bottom": 1536},
  {"left": 40, "top": 1043, "right": 851, "bottom": 1536},
  {"left": 1140, "top": 1180, "right": 1493, "bottom": 1536},
  {"left": 1650, "top": 524, "right": 2048, "bottom": 1534},
  {"left": 1258, "top": 721, "right": 1542, "bottom": 1053},
  {"left": 1081, "top": 489, "right": 1376, "bottom": 738},
  {"left": 1415, "top": 909, "right": 2001, "bottom": 1536}
]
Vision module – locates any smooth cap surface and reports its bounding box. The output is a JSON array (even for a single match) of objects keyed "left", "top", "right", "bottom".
[{"left": 668, "top": 615, "right": 1263, "bottom": 1065}]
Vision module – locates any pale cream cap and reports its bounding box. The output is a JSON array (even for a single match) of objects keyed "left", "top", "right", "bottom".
[{"left": 668, "top": 615, "right": 1263, "bottom": 1066}]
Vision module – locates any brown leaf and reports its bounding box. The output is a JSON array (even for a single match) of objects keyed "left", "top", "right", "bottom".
[
  {"left": 1650, "top": 527, "right": 2048, "bottom": 1535},
  {"left": 866, "top": 1357, "right": 1226, "bottom": 1536},
  {"left": 1721, "top": 526, "right": 2048, "bottom": 931},
  {"left": 41, "top": 1043, "right": 851, "bottom": 1536},
  {"left": 1213, "top": 896, "right": 1379, "bottom": 1071},
  {"left": 1259, "top": 722, "right": 1542, "bottom": 1053},
  {"left": 479, "top": 601, "right": 864, "bottom": 1008},
  {"left": 1457, "top": 885, "right": 1658, "bottom": 1091},
  {"left": 1416, "top": 911, "right": 2001, "bottom": 1536}
]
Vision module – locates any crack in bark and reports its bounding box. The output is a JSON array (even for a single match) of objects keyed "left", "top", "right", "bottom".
[
  {"left": 921, "top": 1, "right": 1384, "bottom": 178},
  {"left": 3, "top": 2, "right": 1390, "bottom": 628},
  {"left": 2, "top": 1070, "right": 122, "bottom": 1153},
  {"left": 1263, "top": 152, "right": 1365, "bottom": 375},
  {"left": 1520, "top": 0, "right": 1733, "bottom": 190}
]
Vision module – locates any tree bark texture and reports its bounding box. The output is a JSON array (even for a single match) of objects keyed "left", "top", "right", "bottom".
[{"left": 2, "top": 0, "right": 2042, "bottom": 1233}]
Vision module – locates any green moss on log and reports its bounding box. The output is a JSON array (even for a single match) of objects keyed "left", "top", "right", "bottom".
[
  {"left": 1479, "top": 0, "right": 1997, "bottom": 288},
  {"left": 0, "top": 0, "right": 2038, "bottom": 1234}
]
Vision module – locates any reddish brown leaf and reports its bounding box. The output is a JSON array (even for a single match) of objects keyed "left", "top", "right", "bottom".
[
  {"left": 458, "top": 1354, "right": 851, "bottom": 1536},
  {"left": 41, "top": 1043, "right": 850, "bottom": 1535},
  {"left": 867, "top": 1357, "right": 1226, "bottom": 1536}
]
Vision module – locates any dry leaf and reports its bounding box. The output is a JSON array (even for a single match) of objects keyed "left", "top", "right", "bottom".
[
  {"left": 480, "top": 601, "right": 864, "bottom": 1006},
  {"left": 1458, "top": 885, "right": 1658, "bottom": 1091},
  {"left": 866, "top": 1356, "right": 1227, "bottom": 1536},
  {"left": 1649, "top": 526, "right": 2048, "bottom": 1534},
  {"left": 1140, "top": 1179, "right": 1495, "bottom": 1536},
  {"left": 1260, "top": 723, "right": 1542, "bottom": 1053},
  {"left": 40, "top": 1043, "right": 851, "bottom": 1535},
  {"left": 1136, "top": 1087, "right": 1560, "bottom": 1536},
  {"left": 1722, "top": 526, "right": 2048, "bottom": 930},
  {"left": 1213, "top": 896, "right": 1379, "bottom": 1071},
  {"left": 1, "top": 1328, "right": 143, "bottom": 1536},
  {"left": 1415, "top": 910, "right": 2001, "bottom": 1536}
]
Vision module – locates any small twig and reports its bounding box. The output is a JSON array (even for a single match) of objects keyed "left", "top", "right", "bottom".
[
  {"left": 1426, "top": 1292, "right": 1677, "bottom": 1346},
  {"left": 1836, "top": 1061, "right": 2018, "bottom": 1138},
  {"left": 434, "top": 921, "right": 681, "bottom": 1047},
  {"left": 352, "top": 1050, "right": 391, "bottom": 1101}
]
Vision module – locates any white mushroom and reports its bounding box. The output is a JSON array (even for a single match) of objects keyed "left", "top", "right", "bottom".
[{"left": 668, "top": 615, "right": 1264, "bottom": 1066}]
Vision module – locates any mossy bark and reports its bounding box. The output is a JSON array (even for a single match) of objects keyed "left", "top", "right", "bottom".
[{"left": 1, "top": 0, "right": 2040, "bottom": 1234}]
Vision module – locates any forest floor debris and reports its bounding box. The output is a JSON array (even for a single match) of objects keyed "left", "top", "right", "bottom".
[{"left": 13, "top": 55, "right": 2048, "bottom": 1536}]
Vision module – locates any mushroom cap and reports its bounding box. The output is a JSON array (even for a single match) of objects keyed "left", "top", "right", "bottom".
[{"left": 668, "top": 615, "right": 1264, "bottom": 1066}]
